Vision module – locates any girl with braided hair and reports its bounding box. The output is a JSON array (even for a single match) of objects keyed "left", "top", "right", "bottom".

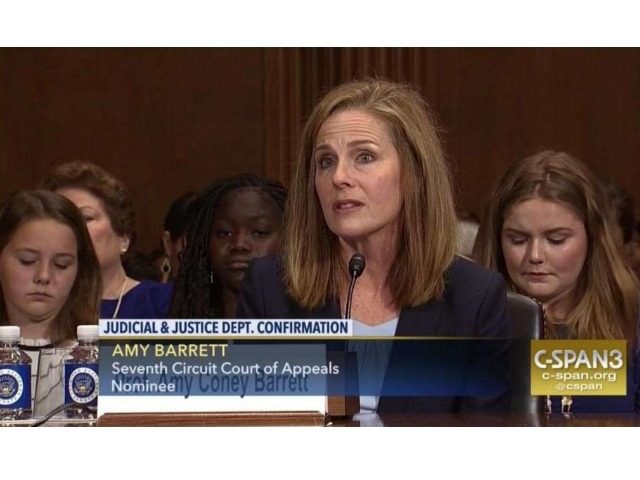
[{"left": 170, "top": 173, "right": 287, "bottom": 318}]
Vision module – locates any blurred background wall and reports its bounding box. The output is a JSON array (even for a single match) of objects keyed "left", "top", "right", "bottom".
[{"left": 1, "top": 48, "right": 638, "bottom": 252}]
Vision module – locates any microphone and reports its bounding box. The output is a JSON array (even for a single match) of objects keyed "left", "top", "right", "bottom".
[{"left": 345, "top": 253, "right": 366, "bottom": 319}]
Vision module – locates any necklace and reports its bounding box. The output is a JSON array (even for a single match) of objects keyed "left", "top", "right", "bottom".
[{"left": 111, "top": 276, "right": 128, "bottom": 319}]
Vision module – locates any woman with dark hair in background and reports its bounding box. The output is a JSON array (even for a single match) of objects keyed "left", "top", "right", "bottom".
[
  {"left": 43, "top": 161, "right": 172, "bottom": 319},
  {"left": 158, "top": 191, "right": 200, "bottom": 283},
  {"left": 169, "top": 173, "right": 287, "bottom": 319},
  {"left": 475, "top": 151, "right": 639, "bottom": 413},
  {"left": 123, "top": 191, "right": 200, "bottom": 284},
  {"left": 603, "top": 179, "right": 639, "bottom": 277}
]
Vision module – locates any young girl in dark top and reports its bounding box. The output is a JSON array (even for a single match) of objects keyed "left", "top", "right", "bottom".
[{"left": 170, "top": 174, "right": 286, "bottom": 318}]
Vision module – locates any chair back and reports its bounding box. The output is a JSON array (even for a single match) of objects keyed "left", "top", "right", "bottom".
[
  {"left": 506, "top": 292, "right": 544, "bottom": 414},
  {"left": 507, "top": 292, "right": 543, "bottom": 340}
]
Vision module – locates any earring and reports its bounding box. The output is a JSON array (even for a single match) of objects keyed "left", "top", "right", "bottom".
[
  {"left": 210, "top": 271, "right": 214, "bottom": 284},
  {"left": 160, "top": 257, "right": 171, "bottom": 275}
]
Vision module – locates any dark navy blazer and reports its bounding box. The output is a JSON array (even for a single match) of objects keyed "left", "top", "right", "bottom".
[{"left": 237, "top": 255, "right": 511, "bottom": 413}]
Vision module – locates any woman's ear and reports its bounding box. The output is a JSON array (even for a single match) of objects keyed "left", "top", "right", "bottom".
[
  {"left": 121, "top": 235, "right": 131, "bottom": 254},
  {"left": 161, "top": 231, "right": 172, "bottom": 257}
]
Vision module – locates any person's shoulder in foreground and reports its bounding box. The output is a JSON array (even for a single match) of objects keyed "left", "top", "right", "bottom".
[
  {"left": 237, "top": 254, "right": 509, "bottom": 337},
  {"left": 236, "top": 255, "right": 296, "bottom": 319},
  {"left": 133, "top": 280, "right": 174, "bottom": 317},
  {"left": 442, "top": 255, "right": 510, "bottom": 337}
]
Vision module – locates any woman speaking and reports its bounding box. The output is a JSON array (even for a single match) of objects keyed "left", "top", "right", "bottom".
[{"left": 237, "top": 79, "right": 510, "bottom": 413}]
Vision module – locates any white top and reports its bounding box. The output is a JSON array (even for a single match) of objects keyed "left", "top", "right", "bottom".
[
  {"left": 19, "top": 337, "right": 54, "bottom": 408},
  {"left": 19, "top": 338, "right": 76, "bottom": 417}
]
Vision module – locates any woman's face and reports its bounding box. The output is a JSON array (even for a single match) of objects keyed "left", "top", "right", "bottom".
[
  {"left": 209, "top": 187, "right": 282, "bottom": 292},
  {"left": 0, "top": 219, "right": 78, "bottom": 328},
  {"left": 56, "top": 187, "right": 128, "bottom": 273},
  {"left": 314, "top": 109, "right": 403, "bottom": 245},
  {"left": 501, "top": 197, "right": 588, "bottom": 307}
]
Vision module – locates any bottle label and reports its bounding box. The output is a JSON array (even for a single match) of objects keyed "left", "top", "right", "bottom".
[
  {"left": 0, "top": 365, "right": 31, "bottom": 409},
  {"left": 64, "top": 363, "right": 99, "bottom": 406}
]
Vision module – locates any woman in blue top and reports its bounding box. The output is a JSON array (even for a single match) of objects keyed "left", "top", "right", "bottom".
[
  {"left": 43, "top": 161, "right": 172, "bottom": 319},
  {"left": 476, "top": 151, "right": 640, "bottom": 413}
]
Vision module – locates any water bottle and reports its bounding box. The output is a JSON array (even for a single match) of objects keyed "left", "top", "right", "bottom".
[
  {"left": 0, "top": 326, "right": 32, "bottom": 420},
  {"left": 64, "top": 325, "right": 99, "bottom": 418}
]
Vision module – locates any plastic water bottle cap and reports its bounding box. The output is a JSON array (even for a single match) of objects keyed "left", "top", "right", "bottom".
[
  {"left": 77, "top": 325, "right": 99, "bottom": 341},
  {"left": 0, "top": 325, "right": 20, "bottom": 341}
]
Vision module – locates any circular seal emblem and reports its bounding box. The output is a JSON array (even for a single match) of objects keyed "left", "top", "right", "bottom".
[
  {"left": 68, "top": 367, "right": 99, "bottom": 404},
  {"left": 0, "top": 368, "right": 23, "bottom": 406}
]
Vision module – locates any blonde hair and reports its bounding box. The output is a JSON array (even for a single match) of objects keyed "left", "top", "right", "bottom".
[
  {"left": 283, "top": 79, "right": 457, "bottom": 309},
  {"left": 476, "top": 151, "right": 638, "bottom": 340}
]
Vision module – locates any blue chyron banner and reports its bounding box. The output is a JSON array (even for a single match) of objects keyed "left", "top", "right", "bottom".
[{"left": 99, "top": 339, "right": 511, "bottom": 399}]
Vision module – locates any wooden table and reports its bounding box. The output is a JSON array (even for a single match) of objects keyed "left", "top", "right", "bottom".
[
  {"left": 332, "top": 412, "right": 640, "bottom": 427},
  {"left": 4, "top": 412, "right": 639, "bottom": 427}
]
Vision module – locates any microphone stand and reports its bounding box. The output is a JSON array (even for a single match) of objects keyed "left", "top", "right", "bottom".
[
  {"left": 331, "top": 253, "right": 366, "bottom": 417},
  {"left": 344, "top": 254, "right": 365, "bottom": 319}
]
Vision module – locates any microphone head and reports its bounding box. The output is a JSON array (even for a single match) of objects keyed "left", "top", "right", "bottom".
[{"left": 348, "top": 253, "right": 366, "bottom": 279}]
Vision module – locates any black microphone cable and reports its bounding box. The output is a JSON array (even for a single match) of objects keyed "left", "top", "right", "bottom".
[
  {"left": 30, "top": 403, "right": 95, "bottom": 427},
  {"left": 345, "top": 253, "right": 366, "bottom": 319}
]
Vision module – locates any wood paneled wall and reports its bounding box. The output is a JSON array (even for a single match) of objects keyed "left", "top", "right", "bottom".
[
  {"left": 0, "top": 48, "right": 265, "bottom": 252},
  {"left": 1, "top": 48, "right": 639, "bottom": 252},
  {"left": 264, "top": 48, "right": 640, "bottom": 221}
]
